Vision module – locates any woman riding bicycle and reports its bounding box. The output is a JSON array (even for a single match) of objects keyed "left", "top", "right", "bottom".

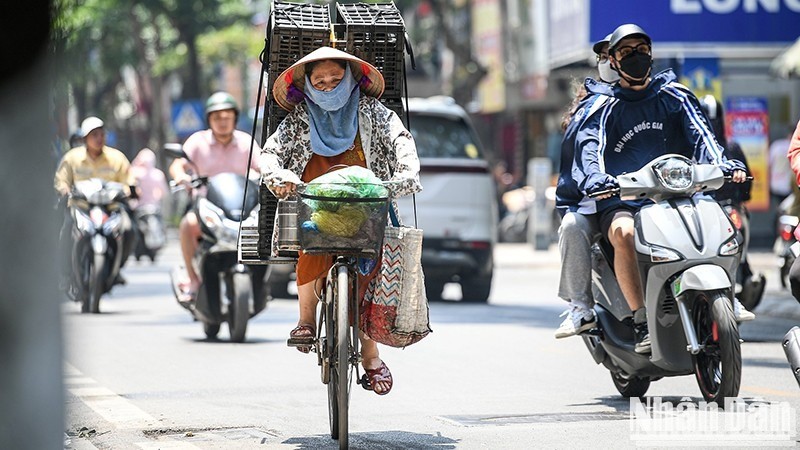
[{"left": 259, "top": 46, "right": 422, "bottom": 395}]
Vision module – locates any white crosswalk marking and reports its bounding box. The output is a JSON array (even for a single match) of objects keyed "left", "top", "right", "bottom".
[{"left": 65, "top": 363, "right": 200, "bottom": 449}]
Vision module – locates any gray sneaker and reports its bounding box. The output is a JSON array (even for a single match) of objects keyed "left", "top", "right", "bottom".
[
  {"left": 555, "top": 305, "right": 596, "bottom": 339},
  {"left": 633, "top": 321, "right": 651, "bottom": 354}
]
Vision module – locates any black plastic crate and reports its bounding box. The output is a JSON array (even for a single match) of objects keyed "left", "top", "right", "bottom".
[
  {"left": 335, "top": 2, "right": 406, "bottom": 101},
  {"left": 263, "top": 1, "right": 331, "bottom": 138},
  {"left": 258, "top": 184, "right": 278, "bottom": 259},
  {"left": 267, "top": 2, "right": 330, "bottom": 70},
  {"left": 381, "top": 97, "right": 406, "bottom": 123}
]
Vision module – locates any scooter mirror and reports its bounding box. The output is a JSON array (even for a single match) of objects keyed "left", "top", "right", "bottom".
[{"left": 164, "top": 143, "right": 189, "bottom": 161}]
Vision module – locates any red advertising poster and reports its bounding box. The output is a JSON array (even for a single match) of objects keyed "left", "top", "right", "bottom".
[{"left": 725, "top": 97, "right": 770, "bottom": 212}]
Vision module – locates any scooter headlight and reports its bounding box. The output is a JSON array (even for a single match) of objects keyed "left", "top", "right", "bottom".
[
  {"left": 652, "top": 157, "right": 693, "bottom": 191},
  {"left": 650, "top": 246, "right": 682, "bottom": 263},
  {"left": 197, "top": 198, "right": 224, "bottom": 233},
  {"left": 73, "top": 209, "right": 93, "bottom": 233},
  {"left": 718, "top": 237, "right": 740, "bottom": 256},
  {"left": 103, "top": 214, "right": 122, "bottom": 235}
]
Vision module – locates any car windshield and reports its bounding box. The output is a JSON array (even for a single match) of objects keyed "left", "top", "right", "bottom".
[{"left": 409, "top": 114, "right": 483, "bottom": 159}]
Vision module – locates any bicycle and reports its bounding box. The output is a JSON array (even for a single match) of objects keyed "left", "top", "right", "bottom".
[{"left": 285, "top": 179, "right": 390, "bottom": 448}]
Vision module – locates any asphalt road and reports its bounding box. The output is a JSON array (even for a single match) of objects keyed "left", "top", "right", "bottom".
[{"left": 63, "top": 239, "right": 800, "bottom": 449}]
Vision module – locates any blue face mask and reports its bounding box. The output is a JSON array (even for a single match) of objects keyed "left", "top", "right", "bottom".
[
  {"left": 304, "top": 64, "right": 359, "bottom": 112},
  {"left": 302, "top": 63, "right": 361, "bottom": 157}
]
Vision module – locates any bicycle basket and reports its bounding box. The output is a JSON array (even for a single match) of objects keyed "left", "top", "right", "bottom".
[{"left": 297, "top": 182, "right": 389, "bottom": 257}]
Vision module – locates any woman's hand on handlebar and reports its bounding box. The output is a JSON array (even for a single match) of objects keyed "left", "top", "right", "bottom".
[
  {"left": 272, "top": 182, "right": 297, "bottom": 199},
  {"left": 730, "top": 169, "right": 748, "bottom": 184}
]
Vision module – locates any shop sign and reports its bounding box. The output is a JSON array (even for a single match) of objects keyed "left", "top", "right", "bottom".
[
  {"left": 725, "top": 97, "right": 770, "bottom": 211},
  {"left": 590, "top": 0, "right": 800, "bottom": 43}
]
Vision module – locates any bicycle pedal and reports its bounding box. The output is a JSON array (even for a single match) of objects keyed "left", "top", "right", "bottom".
[
  {"left": 287, "top": 338, "right": 315, "bottom": 347},
  {"left": 357, "top": 374, "right": 372, "bottom": 391}
]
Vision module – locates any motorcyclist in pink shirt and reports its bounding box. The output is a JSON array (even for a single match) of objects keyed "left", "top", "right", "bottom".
[
  {"left": 131, "top": 148, "right": 169, "bottom": 209},
  {"left": 168, "top": 92, "right": 262, "bottom": 302}
]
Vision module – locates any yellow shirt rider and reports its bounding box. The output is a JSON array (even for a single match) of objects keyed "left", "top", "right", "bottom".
[{"left": 54, "top": 116, "right": 132, "bottom": 196}]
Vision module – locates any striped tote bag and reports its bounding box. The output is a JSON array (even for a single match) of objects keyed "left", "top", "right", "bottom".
[{"left": 361, "top": 224, "right": 432, "bottom": 348}]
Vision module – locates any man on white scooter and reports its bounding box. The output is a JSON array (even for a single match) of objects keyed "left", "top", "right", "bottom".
[{"left": 574, "top": 24, "right": 750, "bottom": 354}]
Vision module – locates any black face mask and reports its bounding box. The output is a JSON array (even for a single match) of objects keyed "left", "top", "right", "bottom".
[{"left": 616, "top": 52, "right": 652, "bottom": 82}]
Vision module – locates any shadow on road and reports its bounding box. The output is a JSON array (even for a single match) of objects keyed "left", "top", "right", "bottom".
[
  {"left": 282, "top": 429, "right": 459, "bottom": 449},
  {"left": 429, "top": 301, "right": 563, "bottom": 329},
  {"left": 740, "top": 317, "right": 799, "bottom": 343}
]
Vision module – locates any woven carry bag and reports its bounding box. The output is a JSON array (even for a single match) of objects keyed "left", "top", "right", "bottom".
[{"left": 361, "top": 225, "right": 432, "bottom": 347}]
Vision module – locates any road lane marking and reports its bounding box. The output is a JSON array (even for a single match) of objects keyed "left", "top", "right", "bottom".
[
  {"left": 135, "top": 442, "right": 201, "bottom": 449},
  {"left": 741, "top": 385, "right": 800, "bottom": 398},
  {"left": 65, "top": 363, "right": 199, "bottom": 449}
]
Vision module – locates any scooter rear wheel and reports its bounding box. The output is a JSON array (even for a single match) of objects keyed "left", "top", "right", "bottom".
[
  {"left": 610, "top": 371, "right": 650, "bottom": 398},
  {"left": 203, "top": 322, "right": 220, "bottom": 339},
  {"left": 692, "top": 290, "right": 742, "bottom": 406}
]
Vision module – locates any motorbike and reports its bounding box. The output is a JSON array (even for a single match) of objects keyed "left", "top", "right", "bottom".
[
  {"left": 774, "top": 193, "right": 797, "bottom": 289},
  {"left": 133, "top": 203, "right": 166, "bottom": 262},
  {"left": 718, "top": 199, "right": 765, "bottom": 311},
  {"left": 68, "top": 178, "right": 131, "bottom": 313},
  {"left": 582, "top": 155, "right": 742, "bottom": 406},
  {"left": 165, "top": 144, "right": 271, "bottom": 342}
]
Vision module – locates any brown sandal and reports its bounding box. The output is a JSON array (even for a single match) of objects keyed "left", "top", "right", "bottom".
[
  {"left": 287, "top": 324, "right": 315, "bottom": 353},
  {"left": 360, "top": 361, "right": 393, "bottom": 395}
]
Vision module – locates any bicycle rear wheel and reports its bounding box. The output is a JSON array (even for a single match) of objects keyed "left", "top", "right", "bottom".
[{"left": 335, "top": 264, "right": 350, "bottom": 448}]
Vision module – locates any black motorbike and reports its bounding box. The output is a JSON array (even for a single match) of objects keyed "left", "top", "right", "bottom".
[
  {"left": 719, "top": 199, "right": 765, "bottom": 311},
  {"left": 775, "top": 193, "right": 797, "bottom": 289},
  {"left": 68, "top": 178, "right": 131, "bottom": 313},
  {"left": 165, "top": 144, "right": 270, "bottom": 342},
  {"left": 133, "top": 204, "right": 166, "bottom": 262}
]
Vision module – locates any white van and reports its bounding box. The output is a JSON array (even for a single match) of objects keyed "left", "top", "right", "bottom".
[{"left": 396, "top": 96, "right": 498, "bottom": 302}]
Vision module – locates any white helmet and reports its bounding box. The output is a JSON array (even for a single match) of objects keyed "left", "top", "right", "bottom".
[{"left": 80, "top": 116, "right": 104, "bottom": 137}]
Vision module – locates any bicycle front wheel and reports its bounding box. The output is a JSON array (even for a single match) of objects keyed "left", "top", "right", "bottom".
[
  {"left": 335, "top": 264, "right": 350, "bottom": 447},
  {"left": 324, "top": 273, "right": 338, "bottom": 439}
]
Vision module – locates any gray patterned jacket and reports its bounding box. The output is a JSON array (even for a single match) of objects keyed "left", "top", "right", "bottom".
[
  {"left": 258, "top": 94, "right": 422, "bottom": 198},
  {"left": 258, "top": 95, "right": 422, "bottom": 255}
]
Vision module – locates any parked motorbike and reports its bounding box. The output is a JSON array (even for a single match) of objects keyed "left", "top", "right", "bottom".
[
  {"left": 165, "top": 144, "right": 270, "bottom": 342},
  {"left": 582, "top": 155, "right": 742, "bottom": 405},
  {"left": 718, "top": 199, "right": 765, "bottom": 311},
  {"left": 133, "top": 204, "right": 166, "bottom": 262},
  {"left": 68, "top": 178, "right": 131, "bottom": 313},
  {"left": 774, "top": 193, "right": 797, "bottom": 289}
]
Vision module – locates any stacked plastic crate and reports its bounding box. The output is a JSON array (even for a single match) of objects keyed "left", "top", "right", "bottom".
[
  {"left": 334, "top": 2, "right": 407, "bottom": 119},
  {"left": 252, "top": 1, "right": 331, "bottom": 263},
  {"left": 244, "top": 1, "right": 409, "bottom": 264}
]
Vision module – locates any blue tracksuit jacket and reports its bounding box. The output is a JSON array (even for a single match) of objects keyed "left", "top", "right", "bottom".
[
  {"left": 555, "top": 83, "right": 611, "bottom": 215},
  {"left": 573, "top": 69, "right": 744, "bottom": 212}
]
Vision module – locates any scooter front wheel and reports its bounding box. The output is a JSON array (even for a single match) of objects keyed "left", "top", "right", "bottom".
[
  {"left": 692, "top": 290, "right": 742, "bottom": 406},
  {"left": 88, "top": 253, "right": 106, "bottom": 314},
  {"left": 228, "top": 273, "right": 251, "bottom": 343}
]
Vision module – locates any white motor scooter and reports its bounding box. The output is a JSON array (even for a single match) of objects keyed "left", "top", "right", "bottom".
[{"left": 583, "top": 154, "right": 743, "bottom": 406}]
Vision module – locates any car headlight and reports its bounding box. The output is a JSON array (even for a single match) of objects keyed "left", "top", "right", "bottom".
[
  {"left": 652, "top": 157, "right": 693, "bottom": 191},
  {"left": 719, "top": 237, "right": 740, "bottom": 256},
  {"left": 198, "top": 198, "right": 224, "bottom": 233}
]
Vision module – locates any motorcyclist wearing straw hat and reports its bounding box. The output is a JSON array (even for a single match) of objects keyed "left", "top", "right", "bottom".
[{"left": 259, "top": 46, "right": 422, "bottom": 395}]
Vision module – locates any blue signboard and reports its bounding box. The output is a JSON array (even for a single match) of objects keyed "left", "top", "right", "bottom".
[
  {"left": 171, "top": 100, "right": 205, "bottom": 138},
  {"left": 590, "top": 0, "right": 800, "bottom": 43}
]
